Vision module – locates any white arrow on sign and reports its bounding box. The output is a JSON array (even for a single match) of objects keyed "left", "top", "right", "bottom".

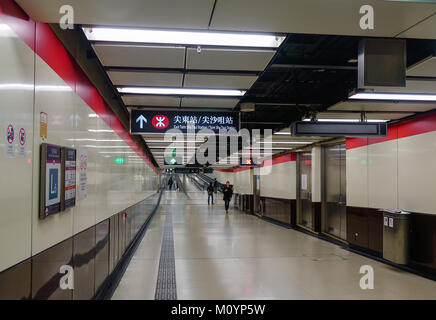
[{"left": 136, "top": 115, "right": 147, "bottom": 129}]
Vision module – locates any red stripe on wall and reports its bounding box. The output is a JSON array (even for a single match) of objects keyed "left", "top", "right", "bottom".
[
  {"left": 347, "top": 112, "right": 436, "bottom": 150},
  {"left": 0, "top": 0, "right": 157, "bottom": 172},
  {"left": 261, "top": 152, "right": 296, "bottom": 167},
  {"left": 215, "top": 152, "right": 296, "bottom": 172}
]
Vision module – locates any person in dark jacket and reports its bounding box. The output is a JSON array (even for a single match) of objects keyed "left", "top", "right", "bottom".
[
  {"left": 168, "top": 177, "right": 173, "bottom": 190},
  {"left": 213, "top": 178, "right": 218, "bottom": 194},
  {"left": 207, "top": 182, "right": 214, "bottom": 205},
  {"left": 222, "top": 181, "right": 233, "bottom": 214}
]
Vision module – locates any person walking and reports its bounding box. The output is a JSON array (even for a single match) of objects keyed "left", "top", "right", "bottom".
[
  {"left": 168, "top": 176, "right": 173, "bottom": 190},
  {"left": 207, "top": 182, "right": 214, "bottom": 205},
  {"left": 222, "top": 181, "right": 233, "bottom": 214},
  {"left": 213, "top": 178, "right": 218, "bottom": 194}
]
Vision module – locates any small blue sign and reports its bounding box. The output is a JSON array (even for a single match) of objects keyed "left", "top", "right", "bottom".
[{"left": 49, "top": 168, "right": 59, "bottom": 200}]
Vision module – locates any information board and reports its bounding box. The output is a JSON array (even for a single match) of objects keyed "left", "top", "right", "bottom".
[
  {"left": 62, "top": 147, "right": 76, "bottom": 210},
  {"left": 130, "top": 110, "right": 240, "bottom": 134},
  {"left": 40, "top": 144, "right": 62, "bottom": 219}
]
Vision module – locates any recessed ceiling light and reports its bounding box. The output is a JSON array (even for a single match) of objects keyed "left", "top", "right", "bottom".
[
  {"left": 349, "top": 92, "right": 436, "bottom": 102},
  {"left": 82, "top": 27, "right": 285, "bottom": 48},
  {"left": 88, "top": 129, "right": 114, "bottom": 133},
  {"left": 303, "top": 118, "right": 388, "bottom": 123},
  {"left": 118, "top": 87, "right": 246, "bottom": 96},
  {"left": 274, "top": 131, "right": 291, "bottom": 135},
  {"left": 257, "top": 141, "right": 310, "bottom": 144}
]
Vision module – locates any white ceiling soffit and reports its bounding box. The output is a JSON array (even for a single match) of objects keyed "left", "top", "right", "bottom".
[
  {"left": 181, "top": 97, "right": 239, "bottom": 108},
  {"left": 366, "top": 79, "right": 436, "bottom": 94},
  {"left": 210, "top": 0, "right": 436, "bottom": 38},
  {"left": 317, "top": 112, "right": 413, "bottom": 121},
  {"left": 108, "top": 71, "right": 183, "bottom": 87},
  {"left": 186, "top": 48, "right": 275, "bottom": 71},
  {"left": 16, "top": 0, "right": 436, "bottom": 39},
  {"left": 328, "top": 100, "right": 436, "bottom": 113},
  {"left": 15, "top": 0, "right": 215, "bottom": 29},
  {"left": 407, "top": 57, "right": 436, "bottom": 77},
  {"left": 396, "top": 13, "right": 436, "bottom": 39},
  {"left": 92, "top": 44, "right": 185, "bottom": 68},
  {"left": 122, "top": 95, "right": 181, "bottom": 107},
  {"left": 184, "top": 74, "right": 258, "bottom": 89}
]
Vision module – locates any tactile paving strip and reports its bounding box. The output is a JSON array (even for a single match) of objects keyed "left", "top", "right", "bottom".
[{"left": 154, "top": 212, "right": 177, "bottom": 300}]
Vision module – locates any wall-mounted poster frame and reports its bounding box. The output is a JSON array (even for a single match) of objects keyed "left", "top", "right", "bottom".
[
  {"left": 39, "top": 143, "right": 62, "bottom": 219},
  {"left": 61, "top": 147, "right": 76, "bottom": 211}
]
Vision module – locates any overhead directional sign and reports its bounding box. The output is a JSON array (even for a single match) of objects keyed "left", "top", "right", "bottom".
[
  {"left": 291, "top": 121, "right": 388, "bottom": 137},
  {"left": 130, "top": 110, "right": 240, "bottom": 134}
]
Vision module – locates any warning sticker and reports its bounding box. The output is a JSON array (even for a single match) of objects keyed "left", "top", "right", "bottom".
[
  {"left": 17, "top": 125, "right": 27, "bottom": 158},
  {"left": 4, "top": 122, "right": 15, "bottom": 158}
]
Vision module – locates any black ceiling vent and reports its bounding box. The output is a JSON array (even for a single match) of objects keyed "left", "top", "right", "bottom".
[
  {"left": 358, "top": 38, "right": 406, "bottom": 88},
  {"left": 291, "top": 121, "right": 387, "bottom": 137}
]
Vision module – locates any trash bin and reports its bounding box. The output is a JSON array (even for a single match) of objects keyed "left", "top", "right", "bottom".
[{"left": 382, "top": 209, "right": 411, "bottom": 264}]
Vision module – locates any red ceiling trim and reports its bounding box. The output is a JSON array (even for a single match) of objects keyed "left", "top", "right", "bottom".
[
  {"left": 346, "top": 112, "right": 436, "bottom": 150},
  {"left": 0, "top": 0, "right": 156, "bottom": 172}
]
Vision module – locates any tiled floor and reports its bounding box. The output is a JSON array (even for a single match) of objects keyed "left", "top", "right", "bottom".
[{"left": 112, "top": 178, "right": 436, "bottom": 300}]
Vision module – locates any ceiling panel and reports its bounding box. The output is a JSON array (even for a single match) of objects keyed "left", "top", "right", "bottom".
[
  {"left": 396, "top": 14, "right": 436, "bottom": 39},
  {"left": 93, "top": 44, "right": 185, "bottom": 68},
  {"left": 16, "top": 0, "right": 215, "bottom": 29},
  {"left": 181, "top": 97, "right": 239, "bottom": 108},
  {"left": 108, "top": 71, "right": 183, "bottom": 86},
  {"left": 186, "top": 48, "right": 275, "bottom": 71},
  {"left": 122, "top": 95, "right": 181, "bottom": 107},
  {"left": 328, "top": 100, "right": 436, "bottom": 113},
  {"left": 407, "top": 56, "right": 436, "bottom": 77},
  {"left": 184, "top": 74, "right": 258, "bottom": 89},
  {"left": 317, "top": 112, "right": 413, "bottom": 121},
  {"left": 369, "top": 79, "right": 436, "bottom": 94},
  {"left": 210, "top": 0, "right": 436, "bottom": 38}
]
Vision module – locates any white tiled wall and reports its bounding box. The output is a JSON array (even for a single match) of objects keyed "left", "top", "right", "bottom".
[
  {"left": 234, "top": 169, "right": 253, "bottom": 194},
  {"left": 260, "top": 161, "right": 296, "bottom": 199},
  {"left": 347, "top": 131, "right": 436, "bottom": 215},
  {"left": 346, "top": 146, "right": 369, "bottom": 208},
  {"left": 0, "top": 20, "right": 34, "bottom": 271},
  {"left": 0, "top": 21, "right": 158, "bottom": 271}
]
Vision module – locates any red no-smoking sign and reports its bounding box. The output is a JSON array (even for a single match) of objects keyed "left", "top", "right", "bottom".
[
  {"left": 19, "top": 127, "right": 26, "bottom": 146},
  {"left": 7, "top": 124, "right": 14, "bottom": 144}
]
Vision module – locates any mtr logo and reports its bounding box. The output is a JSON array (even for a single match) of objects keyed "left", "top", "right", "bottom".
[{"left": 152, "top": 115, "right": 169, "bottom": 129}]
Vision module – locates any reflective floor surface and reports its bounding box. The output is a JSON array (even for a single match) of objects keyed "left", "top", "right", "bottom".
[{"left": 112, "top": 179, "right": 436, "bottom": 300}]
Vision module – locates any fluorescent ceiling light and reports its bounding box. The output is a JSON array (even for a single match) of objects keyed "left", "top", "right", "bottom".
[
  {"left": 118, "top": 87, "right": 245, "bottom": 96},
  {"left": 350, "top": 92, "right": 436, "bottom": 102},
  {"left": 257, "top": 141, "right": 310, "bottom": 144},
  {"left": 149, "top": 146, "right": 198, "bottom": 149},
  {"left": 83, "top": 27, "right": 285, "bottom": 48},
  {"left": 274, "top": 132, "right": 291, "bottom": 135},
  {"left": 146, "top": 140, "right": 203, "bottom": 143},
  {"left": 85, "top": 145, "right": 130, "bottom": 148},
  {"left": 303, "top": 118, "right": 388, "bottom": 123},
  {"left": 99, "top": 151, "right": 136, "bottom": 154},
  {"left": 66, "top": 139, "right": 123, "bottom": 142},
  {"left": 249, "top": 147, "right": 293, "bottom": 150},
  {"left": 88, "top": 129, "right": 114, "bottom": 133}
]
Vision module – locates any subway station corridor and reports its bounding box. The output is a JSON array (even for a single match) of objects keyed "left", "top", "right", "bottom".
[
  {"left": 112, "top": 178, "right": 436, "bottom": 300},
  {"left": 2, "top": 0, "right": 436, "bottom": 310}
]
